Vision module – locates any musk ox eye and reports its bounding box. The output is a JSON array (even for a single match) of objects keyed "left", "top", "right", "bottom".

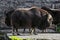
[
  {"left": 49, "top": 18, "right": 52, "bottom": 21},
  {"left": 48, "top": 17, "right": 53, "bottom": 21}
]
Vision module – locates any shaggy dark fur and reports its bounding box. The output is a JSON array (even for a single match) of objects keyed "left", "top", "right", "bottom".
[
  {"left": 5, "top": 9, "right": 15, "bottom": 26},
  {"left": 5, "top": 7, "right": 52, "bottom": 35}
]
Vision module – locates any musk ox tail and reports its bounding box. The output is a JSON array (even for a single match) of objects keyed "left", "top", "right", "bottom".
[{"left": 5, "top": 9, "right": 15, "bottom": 27}]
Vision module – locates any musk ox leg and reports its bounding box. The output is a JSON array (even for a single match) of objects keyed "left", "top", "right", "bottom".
[
  {"left": 23, "top": 28, "right": 31, "bottom": 33},
  {"left": 33, "top": 28, "right": 37, "bottom": 35},
  {"left": 29, "top": 28, "right": 31, "bottom": 33},
  {"left": 23, "top": 28, "right": 25, "bottom": 33},
  {"left": 42, "top": 29, "right": 47, "bottom": 32},
  {"left": 12, "top": 26, "right": 15, "bottom": 35},
  {"left": 45, "top": 29, "right": 47, "bottom": 32},
  {"left": 15, "top": 28, "right": 20, "bottom": 35},
  {"left": 30, "top": 28, "right": 37, "bottom": 35},
  {"left": 42, "top": 30, "right": 45, "bottom": 32},
  {"left": 30, "top": 28, "right": 34, "bottom": 35}
]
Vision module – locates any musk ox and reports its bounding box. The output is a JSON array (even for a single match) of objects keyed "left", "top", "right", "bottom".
[{"left": 5, "top": 7, "right": 53, "bottom": 35}]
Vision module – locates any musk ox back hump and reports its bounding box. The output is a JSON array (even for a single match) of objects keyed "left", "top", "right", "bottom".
[{"left": 11, "top": 9, "right": 33, "bottom": 28}]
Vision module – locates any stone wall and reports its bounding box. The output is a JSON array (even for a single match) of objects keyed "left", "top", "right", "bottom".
[{"left": 0, "top": 0, "right": 60, "bottom": 13}]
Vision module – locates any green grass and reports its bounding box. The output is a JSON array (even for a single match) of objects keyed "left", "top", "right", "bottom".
[
  {"left": 9, "top": 36, "right": 31, "bottom": 40},
  {"left": 56, "top": 25, "right": 60, "bottom": 32}
]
